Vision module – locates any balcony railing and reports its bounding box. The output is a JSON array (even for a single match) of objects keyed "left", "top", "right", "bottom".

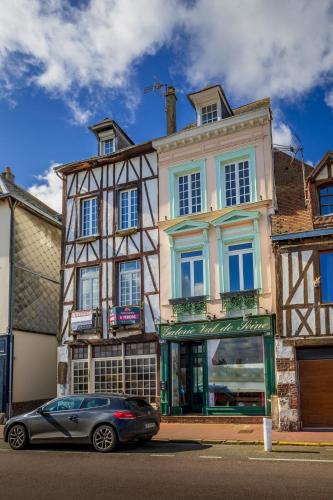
[
  {"left": 169, "top": 295, "right": 208, "bottom": 319},
  {"left": 220, "top": 289, "right": 259, "bottom": 314}
]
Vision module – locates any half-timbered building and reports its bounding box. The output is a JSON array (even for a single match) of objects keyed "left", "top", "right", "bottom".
[
  {"left": 56, "top": 119, "right": 159, "bottom": 404},
  {"left": 272, "top": 150, "right": 333, "bottom": 430}
]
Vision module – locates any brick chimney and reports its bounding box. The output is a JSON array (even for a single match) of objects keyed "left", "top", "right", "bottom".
[
  {"left": 166, "top": 86, "right": 177, "bottom": 135},
  {"left": 2, "top": 166, "right": 15, "bottom": 183}
]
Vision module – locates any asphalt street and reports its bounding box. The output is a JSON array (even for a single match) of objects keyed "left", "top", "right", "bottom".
[{"left": 0, "top": 440, "right": 333, "bottom": 499}]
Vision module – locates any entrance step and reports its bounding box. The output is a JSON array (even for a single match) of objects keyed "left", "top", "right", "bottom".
[{"left": 161, "top": 415, "right": 264, "bottom": 424}]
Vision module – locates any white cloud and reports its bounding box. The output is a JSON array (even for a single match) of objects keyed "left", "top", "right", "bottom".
[
  {"left": 272, "top": 122, "right": 293, "bottom": 147},
  {"left": 325, "top": 89, "right": 333, "bottom": 110},
  {"left": 28, "top": 163, "right": 63, "bottom": 213},
  {"left": 183, "top": 0, "right": 333, "bottom": 102}
]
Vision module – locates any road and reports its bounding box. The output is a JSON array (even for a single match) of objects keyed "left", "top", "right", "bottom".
[{"left": 0, "top": 440, "right": 333, "bottom": 499}]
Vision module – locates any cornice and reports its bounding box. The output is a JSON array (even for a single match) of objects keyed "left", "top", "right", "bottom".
[{"left": 153, "top": 107, "right": 271, "bottom": 153}]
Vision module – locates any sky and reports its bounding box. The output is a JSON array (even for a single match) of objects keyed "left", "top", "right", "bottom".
[{"left": 0, "top": 0, "right": 333, "bottom": 212}]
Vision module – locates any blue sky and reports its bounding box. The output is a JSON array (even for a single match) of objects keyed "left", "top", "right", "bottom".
[{"left": 0, "top": 0, "right": 333, "bottom": 211}]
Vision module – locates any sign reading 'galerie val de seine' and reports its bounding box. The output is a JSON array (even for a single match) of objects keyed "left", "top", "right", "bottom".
[{"left": 159, "top": 316, "right": 272, "bottom": 340}]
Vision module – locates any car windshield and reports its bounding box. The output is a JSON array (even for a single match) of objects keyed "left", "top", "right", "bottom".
[{"left": 43, "top": 397, "right": 84, "bottom": 412}]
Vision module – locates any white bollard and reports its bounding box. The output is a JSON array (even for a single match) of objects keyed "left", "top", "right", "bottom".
[{"left": 263, "top": 417, "right": 272, "bottom": 452}]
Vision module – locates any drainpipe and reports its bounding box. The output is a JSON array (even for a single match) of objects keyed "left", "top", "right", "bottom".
[{"left": 7, "top": 199, "right": 17, "bottom": 418}]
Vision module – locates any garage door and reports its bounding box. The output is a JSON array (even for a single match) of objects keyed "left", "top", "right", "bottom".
[{"left": 299, "top": 359, "right": 333, "bottom": 428}]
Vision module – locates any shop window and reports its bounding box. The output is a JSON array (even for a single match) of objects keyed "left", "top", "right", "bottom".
[
  {"left": 94, "top": 359, "right": 123, "bottom": 394},
  {"left": 93, "top": 344, "right": 122, "bottom": 358},
  {"left": 125, "top": 342, "right": 156, "bottom": 356},
  {"left": 78, "top": 266, "right": 99, "bottom": 310},
  {"left": 320, "top": 252, "right": 333, "bottom": 303},
  {"left": 224, "top": 160, "right": 251, "bottom": 207},
  {"left": 80, "top": 197, "right": 98, "bottom": 237},
  {"left": 72, "top": 346, "right": 88, "bottom": 360},
  {"left": 178, "top": 172, "right": 201, "bottom": 215},
  {"left": 125, "top": 357, "right": 156, "bottom": 403},
  {"left": 226, "top": 243, "right": 254, "bottom": 292},
  {"left": 207, "top": 336, "right": 265, "bottom": 407},
  {"left": 319, "top": 185, "right": 333, "bottom": 215},
  {"left": 119, "top": 188, "right": 138, "bottom": 229},
  {"left": 180, "top": 250, "right": 204, "bottom": 297},
  {"left": 72, "top": 361, "right": 89, "bottom": 394},
  {"left": 119, "top": 260, "right": 141, "bottom": 306}
]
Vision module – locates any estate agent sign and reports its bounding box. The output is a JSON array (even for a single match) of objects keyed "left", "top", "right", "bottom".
[
  {"left": 71, "top": 310, "right": 96, "bottom": 332},
  {"left": 110, "top": 306, "right": 141, "bottom": 327},
  {"left": 159, "top": 315, "right": 272, "bottom": 341}
]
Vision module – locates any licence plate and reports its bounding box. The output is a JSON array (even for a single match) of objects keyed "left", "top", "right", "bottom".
[{"left": 145, "top": 423, "right": 156, "bottom": 429}]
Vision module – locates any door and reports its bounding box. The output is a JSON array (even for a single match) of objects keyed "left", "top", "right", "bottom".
[
  {"left": 0, "top": 336, "right": 10, "bottom": 413},
  {"left": 179, "top": 342, "right": 204, "bottom": 413},
  {"left": 29, "top": 396, "right": 84, "bottom": 441},
  {"left": 299, "top": 359, "right": 333, "bottom": 428}
]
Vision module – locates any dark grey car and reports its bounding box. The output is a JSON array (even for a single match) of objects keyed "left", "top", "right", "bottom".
[{"left": 4, "top": 394, "right": 160, "bottom": 453}]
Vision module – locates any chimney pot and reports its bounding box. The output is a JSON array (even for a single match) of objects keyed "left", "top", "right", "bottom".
[
  {"left": 166, "top": 85, "right": 177, "bottom": 135},
  {"left": 2, "top": 166, "right": 15, "bottom": 183}
]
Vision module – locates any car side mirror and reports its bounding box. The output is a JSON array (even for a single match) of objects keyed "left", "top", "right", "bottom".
[{"left": 37, "top": 407, "right": 50, "bottom": 416}]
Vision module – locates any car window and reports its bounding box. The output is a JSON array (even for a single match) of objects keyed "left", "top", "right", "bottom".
[
  {"left": 126, "top": 398, "right": 151, "bottom": 410},
  {"left": 43, "top": 397, "right": 84, "bottom": 412},
  {"left": 81, "top": 398, "right": 109, "bottom": 409}
]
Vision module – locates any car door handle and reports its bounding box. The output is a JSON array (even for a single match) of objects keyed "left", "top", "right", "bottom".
[{"left": 68, "top": 415, "right": 78, "bottom": 422}]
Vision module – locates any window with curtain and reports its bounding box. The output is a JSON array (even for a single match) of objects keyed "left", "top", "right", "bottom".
[
  {"left": 78, "top": 266, "right": 99, "bottom": 310},
  {"left": 119, "top": 188, "right": 138, "bottom": 229},
  {"left": 80, "top": 197, "right": 98, "bottom": 237},
  {"left": 119, "top": 260, "right": 141, "bottom": 306}
]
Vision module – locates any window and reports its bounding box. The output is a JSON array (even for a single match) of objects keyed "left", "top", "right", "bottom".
[
  {"left": 207, "top": 336, "right": 265, "bottom": 407},
  {"left": 119, "top": 188, "right": 138, "bottom": 229},
  {"left": 179, "top": 172, "right": 201, "bottom": 215},
  {"left": 319, "top": 185, "right": 333, "bottom": 215},
  {"left": 78, "top": 266, "right": 99, "bottom": 310},
  {"left": 125, "top": 357, "right": 156, "bottom": 402},
  {"left": 72, "top": 346, "right": 88, "bottom": 359},
  {"left": 43, "top": 397, "right": 84, "bottom": 412},
  {"left": 94, "top": 359, "right": 123, "bottom": 394},
  {"left": 101, "top": 138, "right": 114, "bottom": 155},
  {"left": 72, "top": 361, "right": 89, "bottom": 394},
  {"left": 119, "top": 260, "right": 141, "bottom": 306},
  {"left": 201, "top": 103, "right": 218, "bottom": 125},
  {"left": 225, "top": 160, "right": 250, "bottom": 206},
  {"left": 227, "top": 243, "right": 254, "bottom": 292},
  {"left": 320, "top": 252, "right": 333, "bottom": 303},
  {"left": 81, "top": 397, "right": 109, "bottom": 409},
  {"left": 81, "top": 197, "right": 98, "bottom": 237},
  {"left": 93, "top": 344, "right": 122, "bottom": 358},
  {"left": 125, "top": 342, "right": 156, "bottom": 356},
  {"left": 180, "top": 250, "right": 204, "bottom": 297}
]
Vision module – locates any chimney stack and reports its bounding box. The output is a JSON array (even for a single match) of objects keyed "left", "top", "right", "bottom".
[
  {"left": 166, "top": 86, "right": 177, "bottom": 135},
  {"left": 2, "top": 166, "right": 15, "bottom": 183}
]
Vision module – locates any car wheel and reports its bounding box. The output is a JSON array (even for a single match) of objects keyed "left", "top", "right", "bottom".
[
  {"left": 8, "top": 424, "right": 28, "bottom": 450},
  {"left": 92, "top": 424, "right": 117, "bottom": 453}
]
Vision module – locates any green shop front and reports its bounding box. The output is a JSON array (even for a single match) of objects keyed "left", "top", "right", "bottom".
[{"left": 159, "top": 315, "right": 275, "bottom": 416}]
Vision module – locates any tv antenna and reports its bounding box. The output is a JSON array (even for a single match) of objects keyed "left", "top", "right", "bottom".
[
  {"left": 274, "top": 129, "right": 308, "bottom": 206},
  {"left": 144, "top": 79, "right": 168, "bottom": 96}
]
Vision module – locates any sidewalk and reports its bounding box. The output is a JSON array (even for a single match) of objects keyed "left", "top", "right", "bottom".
[{"left": 2, "top": 423, "right": 333, "bottom": 446}]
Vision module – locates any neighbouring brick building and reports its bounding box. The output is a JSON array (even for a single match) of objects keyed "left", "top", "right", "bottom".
[{"left": 272, "top": 150, "right": 333, "bottom": 431}]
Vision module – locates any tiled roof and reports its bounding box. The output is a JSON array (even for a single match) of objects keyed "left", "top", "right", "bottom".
[
  {"left": 272, "top": 150, "right": 314, "bottom": 235},
  {"left": 0, "top": 173, "right": 61, "bottom": 224}
]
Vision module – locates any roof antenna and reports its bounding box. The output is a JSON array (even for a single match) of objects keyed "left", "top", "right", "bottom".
[
  {"left": 144, "top": 79, "right": 177, "bottom": 135},
  {"left": 274, "top": 129, "right": 308, "bottom": 207}
]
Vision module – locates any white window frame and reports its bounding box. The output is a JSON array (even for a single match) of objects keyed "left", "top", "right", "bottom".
[
  {"left": 119, "top": 187, "right": 138, "bottom": 230},
  {"left": 93, "top": 357, "right": 123, "bottom": 394},
  {"left": 119, "top": 260, "right": 141, "bottom": 306},
  {"left": 80, "top": 197, "right": 98, "bottom": 237},
  {"left": 180, "top": 250, "right": 204, "bottom": 297},
  {"left": 72, "top": 360, "right": 89, "bottom": 394},
  {"left": 78, "top": 266, "right": 100, "bottom": 310},
  {"left": 226, "top": 242, "right": 254, "bottom": 292},
  {"left": 224, "top": 160, "right": 251, "bottom": 207},
  {"left": 201, "top": 102, "right": 218, "bottom": 125},
  {"left": 101, "top": 138, "right": 114, "bottom": 155},
  {"left": 178, "top": 171, "right": 201, "bottom": 216}
]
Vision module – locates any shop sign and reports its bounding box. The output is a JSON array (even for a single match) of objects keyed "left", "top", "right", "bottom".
[
  {"left": 110, "top": 306, "right": 141, "bottom": 327},
  {"left": 159, "top": 315, "right": 272, "bottom": 340},
  {"left": 71, "top": 310, "right": 96, "bottom": 332}
]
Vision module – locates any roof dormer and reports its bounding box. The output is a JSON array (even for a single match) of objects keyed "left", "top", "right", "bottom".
[
  {"left": 187, "top": 84, "right": 233, "bottom": 127},
  {"left": 89, "top": 118, "right": 134, "bottom": 156}
]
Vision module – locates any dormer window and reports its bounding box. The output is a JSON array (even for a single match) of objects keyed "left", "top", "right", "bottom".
[
  {"left": 319, "top": 184, "right": 333, "bottom": 215},
  {"left": 201, "top": 103, "right": 218, "bottom": 125},
  {"left": 101, "top": 138, "right": 114, "bottom": 155}
]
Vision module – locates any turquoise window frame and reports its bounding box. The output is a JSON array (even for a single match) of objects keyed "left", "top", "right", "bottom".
[
  {"left": 168, "top": 160, "right": 207, "bottom": 219},
  {"left": 212, "top": 210, "right": 262, "bottom": 293},
  {"left": 166, "top": 222, "right": 210, "bottom": 299},
  {"left": 215, "top": 146, "right": 257, "bottom": 209}
]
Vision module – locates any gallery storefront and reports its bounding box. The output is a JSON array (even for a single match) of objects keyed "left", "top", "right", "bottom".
[{"left": 159, "top": 315, "right": 275, "bottom": 416}]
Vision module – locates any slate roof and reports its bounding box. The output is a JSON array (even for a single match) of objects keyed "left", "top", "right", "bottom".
[
  {"left": 0, "top": 172, "right": 61, "bottom": 225},
  {"left": 272, "top": 150, "right": 313, "bottom": 235}
]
